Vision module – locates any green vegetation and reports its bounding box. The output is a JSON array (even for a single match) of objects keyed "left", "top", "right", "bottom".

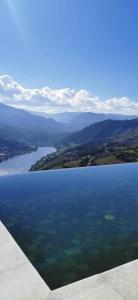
[
  {"left": 30, "top": 118, "right": 138, "bottom": 171},
  {"left": 30, "top": 142, "right": 138, "bottom": 171}
]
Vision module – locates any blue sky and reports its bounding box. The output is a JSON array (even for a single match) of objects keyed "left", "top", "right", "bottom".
[{"left": 0, "top": 0, "right": 138, "bottom": 114}]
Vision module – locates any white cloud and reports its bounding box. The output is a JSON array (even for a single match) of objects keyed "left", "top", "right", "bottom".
[{"left": 0, "top": 74, "right": 138, "bottom": 115}]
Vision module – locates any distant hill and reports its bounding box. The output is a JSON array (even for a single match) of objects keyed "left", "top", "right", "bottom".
[
  {"left": 0, "top": 103, "right": 64, "bottom": 132},
  {"left": 32, "top": 111, "right": 138, "bottom": 132},
  {"left": 1, "top": 103, "right": 138, "bottom": 165},
  {"left": 30, "top": 111, "right": 81, "bottom": 123},
  {"left": 0, "top": 103, "right": 67, "bottom": 146},
  {"left": 0, "top": 136, "right": 35, "bottom": 162},
  {"left": 63, "top": 118, "right": 138, "bottom": 146}
]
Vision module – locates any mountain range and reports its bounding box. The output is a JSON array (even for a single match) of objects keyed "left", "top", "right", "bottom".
[
  {"left": 0, "top": 103, "right": 67, "bottom": 148},
  {"left": 0, "top": 103, "right": 64, "bottom": 133},
  {"left": 1, "top": 102, "right": 138, "bottom": 165},
  {"left": 63, "top": 118, "right": 138, "bottom": 146},
  {"left": 32, "top": 111, "right": 138, "bottom": 132}
]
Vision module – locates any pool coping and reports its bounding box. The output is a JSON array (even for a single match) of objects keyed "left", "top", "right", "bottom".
[{"left": 0, "top": 221, "right": 138, "bottom": 299}]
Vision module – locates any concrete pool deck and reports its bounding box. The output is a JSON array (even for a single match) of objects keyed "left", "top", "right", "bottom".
[{"left": 0, "top": 221, "right": 138, "bottom": 300}]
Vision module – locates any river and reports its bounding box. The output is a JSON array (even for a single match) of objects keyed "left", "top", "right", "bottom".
[{"left": 0, "top": 147, "right": 56, "bottom": 176}]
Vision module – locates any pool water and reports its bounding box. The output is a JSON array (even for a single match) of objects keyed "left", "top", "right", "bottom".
[{"left": 0, "top": 163, "right": 138, "bottom": 289}]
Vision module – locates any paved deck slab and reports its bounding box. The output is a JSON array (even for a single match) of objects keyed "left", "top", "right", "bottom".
[
  {"left": 50, "top": 260, "right": 138, "bottom": 300},
  {"left": 0, "top": 221, "right": 50, "bottom": 300}
]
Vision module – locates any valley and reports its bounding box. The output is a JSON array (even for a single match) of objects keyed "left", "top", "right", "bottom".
[
  {"left": 30, "top": 118, "right": 138, "bottom": 171},
  {"left": 1, "top": 103, "right": 138, "bottom": 172},
  {"left": 0, "top": 103, "right": 65, "bottom": 165}
]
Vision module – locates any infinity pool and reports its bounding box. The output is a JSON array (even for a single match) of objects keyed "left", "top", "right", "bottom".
[{"left": 0, "top": 164, "right": 138, "bottom": 289}]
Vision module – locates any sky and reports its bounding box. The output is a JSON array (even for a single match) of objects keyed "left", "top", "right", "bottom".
[{"left": 0, "top": 0, "right": 138, "bottom": 114}]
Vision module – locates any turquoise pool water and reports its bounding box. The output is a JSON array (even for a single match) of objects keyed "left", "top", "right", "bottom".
[{"left": 0, "top": 163, "right": 138, "bottom": 289}]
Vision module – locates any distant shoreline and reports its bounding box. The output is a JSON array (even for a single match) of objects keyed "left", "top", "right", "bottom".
[
  {"left": 0, "top": 147, "right": 56, "bottom": 176},
  {"left": 0, "top": 146, "right": 37, "bottom": 164}
]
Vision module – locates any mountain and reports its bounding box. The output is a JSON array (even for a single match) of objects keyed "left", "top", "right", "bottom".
[
  {"left": 0, "top": 103, "right": 64, "bottom": 131},
  {"left": 30, "top": 119, "right": 138, "bottom": 171},
  {"left": 30, "top": 111, "right": 81, "bottom": 123},
  {"left": 1, "top": 103, "right": 138, "bottom": 165},
  {"left": 31, "top": 111, "right": 138, "bottom": 132},
  {"left": 0, "top": 103, "right": 67, "bottom": 146},
  {"left": 63, "top": 118, "right": 138, "bottom": 146}
]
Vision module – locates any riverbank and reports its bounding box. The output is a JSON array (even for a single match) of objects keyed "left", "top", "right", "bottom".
[
  {"left": 0, "top": 145, "right": 37, "bottom": 163},
  {"left": 30, "top": 143, "right": 138, "bottom": 171},
  {"left": 0, "top": 147, "right": 56, "bottom": 175}
]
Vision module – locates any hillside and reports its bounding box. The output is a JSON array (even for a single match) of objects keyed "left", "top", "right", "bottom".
[
  {"left": 0, "top": 103, "right": 63, "bottom": 131},
  {"left": 30, "top": 119, "right": 138, "bottom": 171},
  {"left": 0, "top": 136, "right": 36, "bottom": 162},
  {"left": 63, "top": 119, "right": 138, "bottom": 146},
  {"left": 0, "top": 103, "right": 67, "bottom": 146},
  {"left": 0, "top": 103, "right": 68, "bottom": 162}
]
